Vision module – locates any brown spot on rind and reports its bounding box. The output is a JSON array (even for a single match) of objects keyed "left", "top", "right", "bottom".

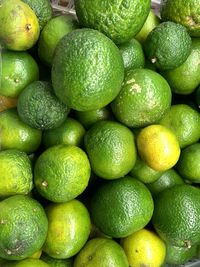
[{"left": 26, "top": 24, "right": 32, "bottom": 31}]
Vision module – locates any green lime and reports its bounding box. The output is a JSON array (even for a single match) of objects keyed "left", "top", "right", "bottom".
[
  {"left": 42, "top": 117, "right": 85, "bottom": 148},
  {"left": 0, "top": 195, "right": 48, "bottom": 260},
  {"left": 111, "top": 69, "right": 172, "bottom": 128},
  {"left": 130, "top": 155, "right": 164, "bottom": 184},
  {"left": 52, "top": 28, "right": 124, "bottom": 111},
  {"left": 90, "top": 176, "right": 154, "bottom": 238},
  {"left": 34, "top": 145, "right": 91, "bottom": 202},
  {"left": 161, "top": 38, "right": 200, "bottom": 95},
  {"left": 147, "top": 169, "right": 184, "bottom": 197},
  {"left": 0, "top": 108, "right": 42, "bottom": 154},
  {"left": 144, "top": 21, "right": 192, "bottom": 70},
  {"left": 160, "top": 0, "right": 200, "bottom": 37},
  {"left": 74, "top": 0, "right": 150, "bottom": 44},
  {"left": 165, "top": 243, "right": 197, "bottom": 265},
  {"left": 74, "top": 238, "right": 129, "bottom": 267},
  {"left": 38, "top": 14, "right": 78, "bottom": 66},
  {"left": 75, "top": 106, "right": 112, "bottom": 129},
  {"left": 43, "top": 199, "right": 91, "bottom": 259},
  {"left": 159, "top": 104, "right": 200, "bottom": 148},
  {"left": 17, "top": 81, "right": 70, "bottom": 130},
  {"left": 118, "top": 38, "right": 145, "bottom": 71},
  {"left": 0, "top": 50, "right": 39, "bottom": 98},
  {"left": 152, "top": 184, "right": 200, "bottom": 248},
  {"left": 84, "top": 120, "right": 136, "bottom": 179},
  {"left": 0, "top": 149, "right": 32, "bottom": 198},
  {"left": 176, "top": 143, "right": 200, "bottom": 182}
]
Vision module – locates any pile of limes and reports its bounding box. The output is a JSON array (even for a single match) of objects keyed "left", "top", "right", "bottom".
[{"left": 0, "top": 0, "right": 200, "bottom": 266}]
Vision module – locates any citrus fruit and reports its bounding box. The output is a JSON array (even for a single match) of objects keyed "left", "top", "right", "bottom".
[
  {"left": 43, "top": 199, "right": 91, "bottom": 259},
  {"left": 74, "top": 238, "right": 129, "bottom": 267},
  {"left": 0, "top": 0, "right": 40, "bottom": 51},
  {"left": 176, "top": 143, "right": 200, "bottom": 182},
  {"left": 144, "top": 21, "right": 192, "bottom": 70},
  {"left": 22, "top": 0, "right": 53, "bottom": 30},
  {"left": 118, "top": 38, "right": 145, "bottom": 71},
  {"left": 0, "top": 95, "right": 17, "bottom": 112},
  {"left": 165, "top": 243, "right": 197, "bottom": 265},
  {"left": 74, "top": 0, "right": 150, "bottom": 44},
  {"left": 159, "top": 104, "right": 200, "bottom": 148},
  {"left": 34, "top": 144, "right": 91, "bottom": 202},
  {"left": 135, "top": 10, "right": 160, "bottom": 44},
  {"left": 152, "top": 184, "right": 200, "bottom": 248},
  {"left": 160, "top": 0, "right": 200, "bottom": 37},
  {"left": 38, "top": 14, "right": 78, "bottom": 66},
  {"left": 161, "top": 38, "right": 200, "bottom": 95},
  {"left": 3, "top": 258, "right": 50, "bottom": 267},
  {"left": 75, "top": 106, "right": 111, "bottom": 130},
  {"left": 0, "top": 108, "right": 42, "bottom": 154},
  {"left": 90, "top": 176, "right": 154, "bottom": 238},
  {"left": 17, "top": 81, "right": 70, "bottom": 130},
  {"left": 0, "top": 195, "right": 48, "bottom": 260},
  {"left": 111, "top": 69, "right": 172, "bottom": 128},
  {"left": 130, "top": 155, "right": 164, "bottom": 184},
  {"left": 84, "top": 120, "right": 136, "bottom": 179},
  {"left": 121, "top": 229, "right": 166, "bottom": 267},
  {"left": 42, "top": 117, "right": 85, "bottom": 148},
  {"left": 1, "top": 50, "right": 39, "bottom": 98},
  {"left": 51, "top": 28, "right": 124, "bottom": 111},
  {"left": 41, "top": 253, "right": 73, "bottom": 267},
  {"left": 137, "top": 124, "right": 180, "bottom": 171},
  {"left": 147, "top": 169, "right": 184, "bottom": 197},
  {"left": 0, "top": 149, "right": 32, "bottom": 198}
]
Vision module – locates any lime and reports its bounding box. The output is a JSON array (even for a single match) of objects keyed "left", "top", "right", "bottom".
[
  {"left": 159, "top": 104, "right": 200, "bottom": 148},
  {"left": 0, "top": 50, "right": 39, "bottom": 98},
  {"left": 43, "top": 199, "right": 91, "bottom": 259},
  {"left": 118, "top": 38, "right": 145, "bottom": 71},
  {"left": 17, "top": 81, "right": 70, "bottom": 130},
  {"left": 74, "top": 0, "right": 150, "bottom": 44},
  {"left": 176, "top": 143, "right": 200, "bottom": 182},
  {"left": 38, "top": 14, "right": 78, "bottom": 66},
  {"left": 0, "top": 195, "right": 48, "bottom": 260},
  {"left": 161, "top": 38, "right": 200, "bottom": 95},
  {"left": 84, "top": 120, "right": 136, "bottom": 179},
  {"left": 147, "top": 169, "right": 184, "bottom": 197},
  {"left": 130, "top": 155, "right": 164, "bottom": 184},
  {"left": 161, "top": 0, "right": 200, "bottom": 37},
  {"left": 74, "top": 238, "right": 129, "bottom": 267},
  {"left": 144, "top": 21, "right": 192, "bottom": 70},
  {"left": 42, "top": 117, "right": 85, "bottom": 148},
  {"left": 34, "top": 145, "right": 91, "bottom": 202},
  {"left": 0, "top": 149, "right": 32, "bottom": 198},
  {"left": 137, "top": 124, "right": 180, "bottom": 171},
  {"left": 152, "top": 184, "right": 200, "bottom": 248},
  {"left": 111, "top": 68, "right": 172, "bottom": 128},
  {"left": 121, "top": 229, "right": 166, "bottom": 267},
  {"left": 90, "top": 176, "right": 154, "bottom": 238},
  {"left": 75, "top": 106, "right": 111, "bottom": 129},
  {"left": 0, "top": 0, "right": 40, "bottom": 51},
  {"left": 52, "top": 28, "right": 124, "bottom": 111},
  {"left": 0, "top": 108, "right": 42, "bottom": 154}
]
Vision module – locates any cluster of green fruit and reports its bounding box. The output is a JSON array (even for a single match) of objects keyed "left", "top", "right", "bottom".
[{"left": 0, "top": 0, "right": 200, "bottom": 267}]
